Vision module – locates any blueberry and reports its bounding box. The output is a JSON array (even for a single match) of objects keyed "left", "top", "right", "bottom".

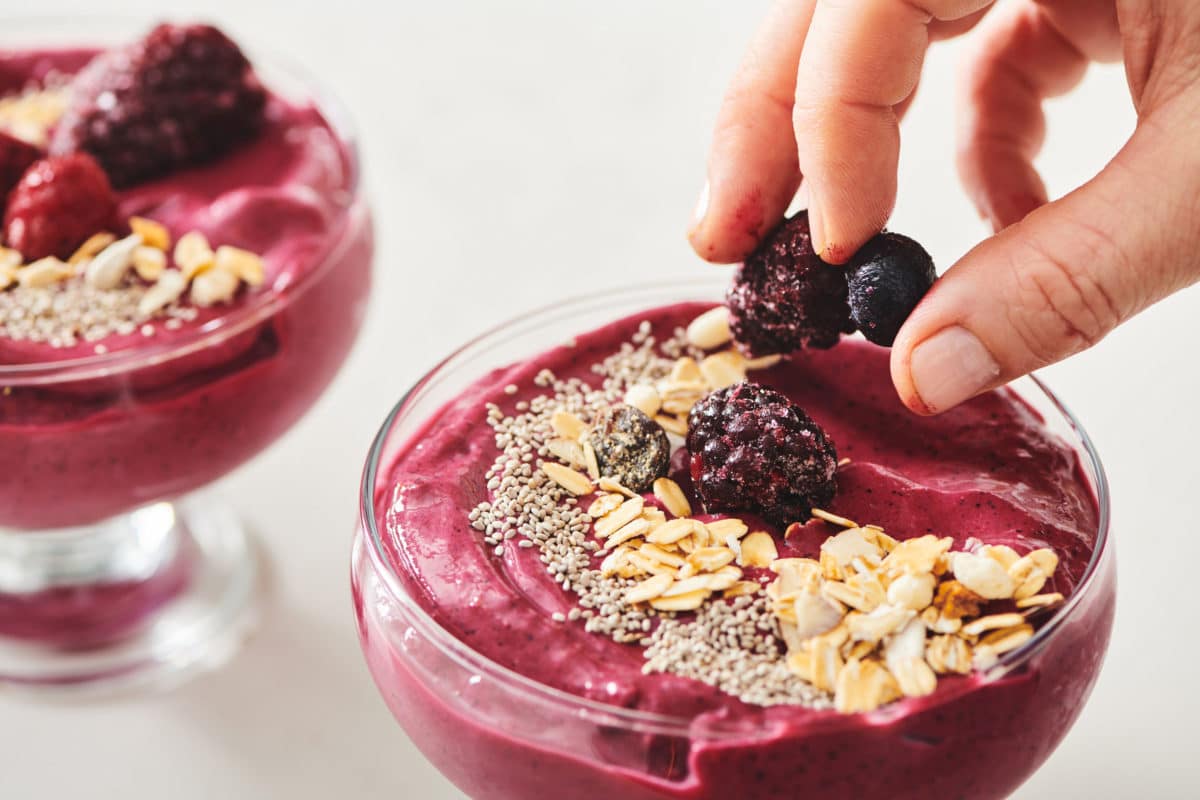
[{"left": 845, "top": 233, "right": 936, "bottom": 347}]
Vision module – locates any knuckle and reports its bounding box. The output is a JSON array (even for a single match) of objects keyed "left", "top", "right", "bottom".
[{"left": 1004, "top": 226, "right": 1125, "bottom": 363}]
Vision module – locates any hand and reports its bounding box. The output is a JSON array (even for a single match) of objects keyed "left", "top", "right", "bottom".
[{"left": 689, "top": 0, "right": 1200, "bottom": 414}]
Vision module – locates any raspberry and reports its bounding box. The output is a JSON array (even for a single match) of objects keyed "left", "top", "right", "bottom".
[
  {"left": 686, "top": 381, "right": 838, "bottom": 525},
  {"left": 0, "top": 131, "right": 42, "bottom": 213},
  {"left": 845, "top": 232, "right": 936, "bottom": 346},
  {"left": 727, "top": 212, "right": 854, "bottom": 356},
  {"left": 50, "top": 23, "right": 267, "bottom": 188},
  {"left": 3, "top": 153, "right": 117, "bottom": 261},
  {"left": 586, "top": 405, "right": 670, "bottom": 492}
]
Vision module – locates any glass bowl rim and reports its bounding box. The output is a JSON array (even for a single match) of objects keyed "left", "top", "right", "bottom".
[
  {"left": 358, "top": 277, "right": 1113, "bottom": 735},
  {"left": 0, "top": 17, "right": 366, "bottom": 385}
]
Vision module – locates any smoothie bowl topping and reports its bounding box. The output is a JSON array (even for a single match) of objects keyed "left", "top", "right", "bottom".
[
  {"left": 470, "top": 305, "right": 1066, "bottom": 715},
  {"left": 0, "top": 23, "right": 273, "bottom": 352}
]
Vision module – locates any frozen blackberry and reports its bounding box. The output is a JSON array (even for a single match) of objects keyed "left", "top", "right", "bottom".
[
  {"left": 686, "top": 381, "right": 837, "bottom": 525},
  {"left": 726, "top": 212, "right": 854, "bottom": 356},
  {"left": 845, "top": 232, "right": 936, "bottom": 346},
  {"left": 586, "top": 405, "right": 670, "bottom": 492},
  {"left": 50, "top": 24, "right": 267, "bottom": 187}
]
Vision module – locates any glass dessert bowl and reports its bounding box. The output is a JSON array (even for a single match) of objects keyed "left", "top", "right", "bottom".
[
  {"left": 353, "top": 279, "right": 1115, "bottom": 800},
  {"left": 0, "top": 19, "right": 373, "bottom": 691}
]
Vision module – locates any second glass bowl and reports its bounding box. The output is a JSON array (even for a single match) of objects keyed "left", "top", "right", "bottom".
[
  {"left": 0, "top": 20, "right": 374, "bottom": 692},
  {"left": 353, "top": 279, "right": 1115, "bottom": 800}
]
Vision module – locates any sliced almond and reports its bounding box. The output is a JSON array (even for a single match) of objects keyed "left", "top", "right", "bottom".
[
  {"left": 686, "top": 306, "right": 733, "bottom": 350},
  {"left": 820, "top": 527, "right": 880, "bottom": 569},
  {"left": 138, "top": 270, "right": 186, "bottom": 315},
  {"left": 215, "top": 244, "right": 265, "bottom": 287},
  {"left": 132, "top": 245, "right": 167, "bottom": 281},
  {"left": 551, "top": 409, "right": 587, "bottom": 440},
  {"left": 738, "top": 531, "right": 778, "bottom": 568},
  {"left": 597, "top": 476, "right": 637, "bottom": 497},
  {"left": 639, "top": 543, "right": 685, "bottom": 568},
  {"left": 847, "top": 604, "right": 915, "bottom": 644},
  {"left": 646, "top": 517, "right": 702, "bottom": 545},
  {"left": 699, "top": 350, "right": 746, "bottom": 390},
  {"left": 543, "top": 462, "right": 593, "bottom": 496},
  {"left": 69, "top": 231, "right": 116, "bottom": 265},
  {"left": 822, "top": 578, "right": 882, "bottom": 614},
  {"left": 649, "top": 589, "right": 710, "bottom": 611},
  {"left": 17, "top": 257, "right": 72, "bottom": 288},
  {"left": 961, "top": 613, "right": 1027, "bottom": 638},
  {"left": 604, "top": 518, "right": 651, "bottom": 549},
  {"left": 190, "top": 264, "right": 240, "bottom": 306},
  {"left": 723, "top": 580, "right": 761, "bottom": 598},
  {"left": 174, "top": 230, "right": 215, "bottom": 279},
  {"left": 599, "top": 546, "right": 635, "bottom": 577},
  {"left": 652, "top": 477, "right": 691, "bottom": 518},
  {"left": 625, "top": 573, "right": 673, "bottom": 604},
  {"left": 670, "top": 357, "right": 703, "bottom": 384},
  {"left": 84, "top": 233, "right": 142, "bottom": 289},
  {"left": 887, "top": 572, "right": 936, "bottom": 611},
  {"left": 624, "top": 384, "right": 662, "bottom": 417},
  {"left": 582, "top": 440, "right": 601, "bottom": 479},
  {"left": 979, "top": 544, "right": 1020, "bottom": 570},
  {"left": 0, "top": 246, "right": 22, "bottom": 270},
  {"left": 594, "top": 497, "right": 645, "bottom": 539},
  {"left": 586, "top": 493, "right": 623, "bottom": 518},
  {"left": 129, "top": 216, "right": 171, "bottom": 251},
  {"left": 834, "top": 658, "right": 901, "bottom": 713},
  {"left": 789, "top": 589, "right": 846, "bottom": 642},
  {"left": 706, "top": 518, "right": 748, "bottom": 539},
  {"left": 0, "top": 263, "right": 17, "bottom": 291},
  {"left": 661, "top": 575, "right": 714, "bottom": 597},
  {"left": 880, "top": 535, "right": 953, "bottom": 577},
  {"left": 1016, "top": 592, "right": 1064, "bottom": 610},
  {"left": 926, "top": 634, "right": 973, "bottom": 675},
  {"left": 890, "top": 656, "right": 938, "bottom": 699},
  {"left": 687, "top": 546, "right": 736, "bottom": 573},
  {"left": 953, "top": 552, "right": 1016, "bottom": 600},
  {"left": 977, "top": 623, "right": 1034, "bottom": 654},
  {"left": 547, "top": 438, "right": 587, "bottom": 470},
  {"left": 812, "top": 508, "right": 859, "bottom": 529}
]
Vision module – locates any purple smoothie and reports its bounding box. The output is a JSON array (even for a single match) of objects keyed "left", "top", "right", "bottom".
[
  {"left": 354, "top": 301, "right": 1115, "bottom": 799},
  {"left": 0, "top": 45, "right": 372, "bottom": 642}
]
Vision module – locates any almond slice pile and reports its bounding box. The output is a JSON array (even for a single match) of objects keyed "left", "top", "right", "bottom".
[
  {"left": 0, "top": 218, "right": 265, "bottom": 314},
  {"left": 770, "top": 517, "right": 1062, "bottom": 713},
  {"left": 620, "top": 307, "right": 781, "bottom": 436}
]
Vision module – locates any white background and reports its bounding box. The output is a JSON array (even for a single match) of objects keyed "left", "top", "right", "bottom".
[{"left": 4, "top": 2, "right": 1198, "bottom": 798}]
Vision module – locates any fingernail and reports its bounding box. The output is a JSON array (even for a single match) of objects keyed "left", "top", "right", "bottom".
[
  {"left": 808, "top": 203, "right": 825, "bottom": 256},
  {"left": 909, "top": 326, "right": 1001, "bottom": 413},
  {"left": 691, "top": 180, "right": 710, "bottom": 228}
]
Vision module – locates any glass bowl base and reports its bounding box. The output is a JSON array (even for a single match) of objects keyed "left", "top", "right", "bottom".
[{"left": 0, "top": 493, "right": 258, "bottom": 695}]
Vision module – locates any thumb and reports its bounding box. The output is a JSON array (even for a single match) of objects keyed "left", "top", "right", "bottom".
[{"left": 891, "top": 120, "right": 1200, "bottom": 414}]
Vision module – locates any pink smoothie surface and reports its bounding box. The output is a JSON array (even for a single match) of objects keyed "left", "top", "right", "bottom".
[
  {"left": 0, "top": 44, "right": 371, "bottom": 647},
  {"left": 361, "top": 302, "right": 1114, "bottom": 800}
]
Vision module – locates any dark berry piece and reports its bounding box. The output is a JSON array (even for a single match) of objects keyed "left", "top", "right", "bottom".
[
  {"left": 50, "top": 23, "right": 267, "bottom": 187},
  {"left": 0, "top": 131, "right": 43, "bottom": 212},
  {"left": 3, "top": 153, "right": 117, "bottom": 260},
  {"left": 586, "top": 405, "right": 671, "bottom": 492},
  {"left": 686, "top": 381, "right": 837, "bottom": 525},
  {"left": 726, "top": 211, "right": 854, "bottom": 357},
  {"left": 845, "top": 232, "right": 936, "bottom": 346}
]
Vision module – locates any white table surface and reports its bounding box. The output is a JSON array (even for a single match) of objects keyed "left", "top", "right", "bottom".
[{"left": 5, "top": 3, "right": 1197, "bottom": 798}]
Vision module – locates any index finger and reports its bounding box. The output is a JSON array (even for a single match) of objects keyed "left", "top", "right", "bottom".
[{"left": 794, "top": 0, "right": 994, "bottom": 262}]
